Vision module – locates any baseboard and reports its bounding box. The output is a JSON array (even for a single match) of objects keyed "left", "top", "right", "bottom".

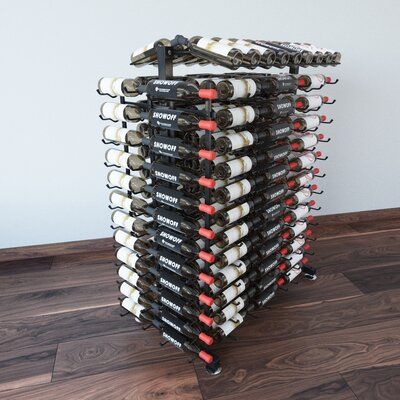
[{"left": 0, "top": 207, "right": 398, "bottom": 263}]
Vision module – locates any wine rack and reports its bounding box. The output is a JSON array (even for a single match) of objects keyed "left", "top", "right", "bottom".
[{"left": 98, "top": 35, "right": 340, "bottom": 374}]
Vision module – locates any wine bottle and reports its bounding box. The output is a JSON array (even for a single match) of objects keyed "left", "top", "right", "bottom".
[
  {"left": 245, "top": 39, "right": 291, "bottom": 66},
  {"left": 111, "top": 210, "right": 153, "bottom": 234},
  {"left": 291, "top": 114, "right": 326, "bottom": 132},
  {"left": 215, "top": 121, "right": 293, "bottom": 155},
  {"left": 107, "top": 170, "right": 151, "bottom": 193},
  {"left": 213, "top": 144, "right": 291, "bottom": 179},
  {"left": 279, "top": 236, "right": 306, "bottom": 255},
  {"left": 290, "top": 133, "right": 324, "bottom": 152},
  {"left": 284, "top": 187, "right": 313, "bottom": 206},
  {"left": 118, "top": 264, "right": 155, "bottom": 291},
  {"left": 295, "top": 95, "right": 329, "bottom": 112},
  {"left": 102, "top": 123, "right": 149, "bottom": 146},
  {"left": 130, "top": 38, "right": 172, "bottom": 66},
  {"left": 116, "top": 246, "right": 151, "bottom": 274},
  {"left": 109, "top": 190, "right": 152, "bottom": 213},
  {"left": 228, "top": 39, "right": 276, "bottom": 67},
  {"left": 291, "top": 43, "right": 325, "bottom": 64},
  {"left": 287, "top": 169, "right": 318, "bottom": 190},
  {"left": 297, "top": 74, "right": 331, "bottom": 92},
  {"left": 189, "top": 36, "right": 244, "bottom": 68},
  {"left": 283, "top": 204, "right": 312, "bottom": 224},
  {"left": 98, "top": 77, "right": 147, "bottom": 97},
  {"left": 210, "top": 310, "right": 248, "bottom": 340},
  {"left": 268, "top": 41, "right": 313, "bottom": 65},
  {"left": 281, "top": 221, "right": 310, "bottom": 240},
  {"left": 114, "top": 229, "right": 152, "bottom": 254},
  {"left": 142, "top": 135, "right": 216, "bottom": 160},
  {"left": 105, "top": 148, "right": 147, "bottom": 170}
]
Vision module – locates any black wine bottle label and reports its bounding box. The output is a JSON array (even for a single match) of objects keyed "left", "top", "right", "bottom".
[
  {"left": 267, "top": 164, "right": 288, "bottom": 181},
  {"left": 146, "top": 80, "right": 181, "bottom": 99},
  {"left": 264, "top": 202, "right": 285, "bottom": 219},
  {"left": 267, "top": 145, "right": 291, "bottom": 162},
  {"left": 150, "top": 135, "right": 182, "bottom": 158},
  {"left": 157, "top": 249, "right": 187, "bottom": 276},
  {"left": 258, "top": 275, "right": 277, "bottom": 291},
  {"left": 264, "top": 221, "right": 282, "bottom": 238},
  {"left": 155, "top": 227, "right": 185, "bottom": 253},
  {"left": 265, "top": 184, "right": 287, "bottom": 201},
  {"left": 160, "top": 309, "right": 186, "bottom": 334},
  {"left": 273, "top": 99, "right": 293, "bottom": 117},
  {"left": 149, "top": 109, "right": 182, "bottom": 131},
  {"left": 154, "top": 208, "right": 184, "bottom": 231},
  {"left": 257, "top": 287, "right": 276, "bottom": 307},
  {"left": 268, "top": 123, "right": 292, "bottom": 139},
  {"left": 259, "top": 239, "right": 281, "bottom": 258},
  {"left": 159, "top": 270, "right": 186, "bottom": 296},
  {"left": 154, "top": 186, "right": 183, "bottom": 208},
  {"left": 160, "top": 288, "right": 186, "bottom": 315},
  {"left": 152, "top": 163, "right": 181, "bottom": 184},
  {"left": 258, "top": 255, "right": 280, "bottom": 275},
  {"left": 162, "top": 325, "right": 186, "bottom": 349},
  {"left": 275, "top": 75, "right": 297, "bottom": 92}
]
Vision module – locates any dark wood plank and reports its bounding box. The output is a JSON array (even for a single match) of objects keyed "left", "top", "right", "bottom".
[
  {"left": 343, "top": 365, "right": 400, "bottom": 400},
  {"left": 0, "top": 238, "right": 113, "bottom": 262},
  {"left": 216, "top": 289, "right": 400, "bottom": 351},
  {"left": 344, "top": 263, "right": 400, "bottom": 294},
  {"left": 0, "top": 251, "right": 115, "bottom": 296},
  {"left": 0, "top": 257, "right": 53, "bottom": 276},
  {"left": 195, "top": 319, "right": 400, "bottom": 399},
  {"left": 203, "top": 374, "right": 357, "bottom": 400},
  {"left": 3, "top": 360, "right": 202, "bottom": 400},
  {"left": 0, "top": 282, "right": 118, "bottom": 322},
  {"left": 0, "top": 345, "right": 56, "bottom": 392},
  {"left": 312, "top": 230, "right": 400, "bottom": 274},
  {"left": 313, "top": 223, "right": 359, "bottom": 240},
  {"left": 349, "top": 218, "right": 400, "bottom": 234},
  {"left": 52, "top": 329, "right": 186, "bottom": 381},
  {"left": 0, "top": 305, "right": 136, "bottom": 353}
]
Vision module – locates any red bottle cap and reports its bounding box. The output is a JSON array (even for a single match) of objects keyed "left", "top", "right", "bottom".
[
  {"left": 198, "top": 88, "right": 218, "bottom": 100},
  {"left": 285, "top": 198, "right": 294, "bottom": 206},
  {"left": 199, "top": 227, "right": 215, "bottom": 240},
  {"left": 298, "top": 78, "right": 306, "bottom": 87},
  {"left": 199, "top": 350, "right": 214, "bottom": 364},
  {"left": 302, "top": 257, "right": 309, "bottom": 264},
  {"left": 321, "top": 115, "right": 327, "bottom": 122},
  {"left": 283, "top": 215, "right": 292, "bottom": 223},
  {"left": 199, "top": 313, "right": 213, "bottom": 326},
  {"left": 199, "top": 251, "right": 215, "bottom": 263},
  {"left": 293, "top": 121, "right": 301, "bottom": 130},
  {"left": 289, "top": 161, "right": 297, "bottom": 170},
  {"left": 198, "top": 176, "right": 216, "bottom": 189},
  {"left": 322, "top": 96, "right": 329, "bottom": 103},
  {"left": 198, "top": 203, "right": 215, "bottom": 215},
  {"left": 315, "top": 151, "right": 322, "bottom": 157},
  {"left": 305, "top": 229, "right": 312, "bottom": 237},
  {"left": 198, "top": 273, "right": 214, "bottom": 285},
  {"left": 199, "top": 293, "right": 214, "bottom": 307},
  {"left": 277, "top": 277, "right": 285, "bottom": 286},
  {"left": 198, "top": 120, "right": 217, "bottom": 131},
  {"left": 199, "top": 332, "right": 214, "bottom": 346},
  {"left": 313, "top": 168, "right": 320, "bottom": 174},
  {"left": 311, "top": 184, "right": 318, "bottom": 191},
  {"left": 307, "top": 215, "right": 314, "bottom": 222},
  {"left": 281, "top": 231, "right": 290, "bottom": 239},
  {"left": 287, "top": 180, "right": 295, "bottom": 189},
  {"left": 290, "top": 143, "right": 299, "bottom": 151},
  {"left": 325, "top": 76, "right": 332, "bottom": 83},
  {"left": 280, "top": 247, "right": 289, "bottom": 255},
  {"left": 309, "top": 200, "right": 316, "bottom": 206},
  {"left": 318, "top": 133, "right": 324, "bottom": 140},
  {"left": 295, "top": 100, "right": 303, "bottom": 108},
  {"left": 198, "top": 149, "right": 217, "bottom": 161},
  {"left": 278, "top": 262, "right": 286, "bottom": 271}
]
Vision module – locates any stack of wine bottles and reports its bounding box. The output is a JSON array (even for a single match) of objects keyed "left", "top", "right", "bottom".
[{"left": 98, "top": 35, "right": 339, "bottom": 374}]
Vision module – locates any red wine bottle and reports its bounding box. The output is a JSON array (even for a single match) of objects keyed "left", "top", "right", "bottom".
[
  {"left": 297, "top": 74, "right": 331, "bottom": 92},
  {"left": 290, "top": 133, "right": 324, "bottom": 152},
  {"left": 295, "top": 95, "right": 329, "bottom": 112},
  {"left": 283, "top": 204, "right": 312, "bottom": 224},
  {"left": 291, "top": 114, "right": 326, "bottom": 132},
  {"left": 284, "top": 187, "right": 314, "bottom": 206}
]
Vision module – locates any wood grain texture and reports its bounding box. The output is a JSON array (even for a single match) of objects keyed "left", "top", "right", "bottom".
[
  {"left": 52, "top": 329, "right": 185, "bottom": 382},
  {"left": 195, "top": 319, "right": 400, "bottom": 399},
  {"left": 0, "top": 257, "right": 53, "bottom": 276},
  {"left": 0, "top": 238, "right": 113, "bottom": 262},
  {"left": 0, "top": 251, "right": 115, "bottom": 296},
  {"left": 3, "top": 360, "right": 202, "bottom": 400},
  {"left": 0, "top": 282, "right": 118, "bottom": 322},
  {"left": 343, "top": 365, "right": 400, "bottom": 400},
  {"left": 0, "top": 305, "right": 136, "bottom": 353},
  {"left": 0, "top": 345, "right": 57, "bottom": 392}
]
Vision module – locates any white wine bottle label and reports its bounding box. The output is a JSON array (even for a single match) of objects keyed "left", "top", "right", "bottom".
[
  {"left": 98, "top": 77, "right": 125, "bottom": 96},
  {"left": 291, "top": 204, "right": 309, "bottom": 220},
  {"left": 221, "top": 282, "right": 241, "bottom": 304},
  {"left": 287, "top": 251, "right": 303, "bottom": 267},
  {"left": 298, "top": 172, "right": 314, "bottom": 187},
  {"left": 114, "top": 229, "right": 138, "bottom": 250},
  {"left": 222, "top": 242, "right": 248, "bottom": 265},
  {"left": 291, "top": 221, "right": 307, "bottom": 237},
  {"left": 106, "top": 149, "right": 130, "bottom": 168},
  {"left": 226, "top": 156, "right": 253, "bottom": 178},
  {"left": 118, "top": 265, "right": 133, "bottom": 281},
  {"left": 225, "top": 202, "right": 251, "bottom": 224},
  {"left": 229, "top": 106, "right": 256, "bottom": 127},
  {"left": 197, "top": 37, "right": 233, "bottom": 57},
  {"left": 295, "top": 188, "right": 312, "bottom": 203},
  {"left": 218, "top": 262, "right": 245, "bottom": 285},
  {"left": 101, "top": 103, "right": 127, "bottom": 121},
  {"left": 116, "top": 246, "right": 139, "bottom": 266},
  {"left": 228, "top": 79, "right": 257, "bottom": 99},
  {"left": 112, "top": 210, "right": 135, "bottom": 230},
  {"left": 291, "top": 236, "right": 306, "bottom": 252},
  {"left": 107, "top": 170, "right": 130, "bottom": 190},
  {"left": 226, "top": 179, "right": 252, "bottom": 202},
  {"left": 223, "top": 223, "right": 249, "bottom": 246},
  {"left": 227, "top": 130, "right": 254, "bottom": 150},
  {"left": 110, "top": 191, "right": 135, "bottom": 210},
  {"left": 121, "top": 297, "right": 136, "bottom": 313},
  {"left": 299, "top": 134, "right": 318, "bottom": 150},
  {"left": 120, "top": 282, "right": 140, "bottom": 302},
  {"left": 219, "top": 297, "right": 245, "bottom": 322},
  {"left": 131, "top": 41, "right": 156, "bottom": 58},
  {"left": 309, "top": 74, "right": 325, "bottom": 89},
  {"left": 303, "top": 115, "right": 320, "bottom": 130},
  {"left": 286, "top": 265, "right": 302, "bottom": 282},
  {"left": 217, "top": 39, "right": 249, "bottom": 54},
  {"left": 103, "top": 126, "right": 129, "bottom": 143},
  {"left": 219, "top": 313, "right": 244, "bottom": 336},
  {"left": 213, "top": 154, "right": 233, "bottom": 165},
  {"left": 234, "top": 39, "right": 265, "bottom": 52},
  {"left": 305, "top": 96, "right": 323, "bottom": 110}
]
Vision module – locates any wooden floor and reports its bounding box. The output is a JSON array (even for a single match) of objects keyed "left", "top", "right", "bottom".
[{"left": 1, "top": 209, "right": 400, "bottom": 400}]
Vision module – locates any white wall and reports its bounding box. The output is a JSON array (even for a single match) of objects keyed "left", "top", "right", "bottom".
[{"left": 1, "top": 0, "right": 399, "bottom": 248}]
